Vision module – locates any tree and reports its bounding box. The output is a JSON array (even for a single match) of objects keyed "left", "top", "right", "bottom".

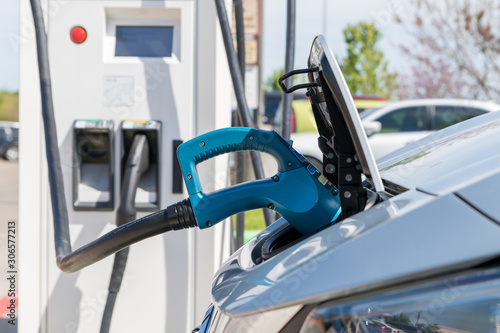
[
  {"left": 395, "top": 59, "right": 467, "bottom": 100},
  {"left": 341, "top": 22, "right": 397, "bottom": 98},
  {"left": 395, "top": 0, "right": 500, "bottom": 100},
  {"left": 264, "top": 68, "right": 285, "bottom": 92},
  {"left": 417, "top": 323, "right": 442, "bottom": 333}
]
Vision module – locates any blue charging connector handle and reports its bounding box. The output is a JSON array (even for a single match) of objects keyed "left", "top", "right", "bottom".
[{"left": 177, "top": 128, "right": 341, "bottom": 235}]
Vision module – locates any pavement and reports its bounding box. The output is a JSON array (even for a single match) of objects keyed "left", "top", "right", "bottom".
[{"left": 0, "top": 159, "right": 18, "bottom": 332}]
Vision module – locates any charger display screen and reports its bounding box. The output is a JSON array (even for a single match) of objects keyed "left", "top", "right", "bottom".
[{"left": 115, "top": 26, "right": 174, "bottom": 58}]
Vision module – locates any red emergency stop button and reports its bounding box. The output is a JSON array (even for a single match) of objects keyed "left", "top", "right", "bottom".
[{"left": 70, "top": 26, "right": 87, "bottom": 44}]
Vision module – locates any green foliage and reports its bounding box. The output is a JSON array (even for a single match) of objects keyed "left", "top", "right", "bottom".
[
  {"left": 390, "top": 314, "right": 412, "bottom": 325},
  {"left": 0, "top": 91, "right": 19, "bottom": 121},
  {"left": 231, "top": 209, "right": 266, "bottom": 245},
  {"left": 341, "top": 22, "right": 397, "bottom": 99},
  {"left": 417, "top": 323, "right": 442, "bottom": 333},
  {"left": 265, "top": 68, "right": 285, "bottom": 92},
  {"left": 388, "top": 314, "right": 442, "bottom": 333},
  {"left": 232, "top": 208, "right": 266, "bottom": 231}
]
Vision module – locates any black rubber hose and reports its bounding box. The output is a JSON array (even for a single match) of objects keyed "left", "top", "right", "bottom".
[
  {"left": 214, "top": 0, "right": 253, "bottom": 129},
  {"left": 114, "top": 135, "right": 150, "bottom": 225},
  {"left": 234, "top": 0, "right": 246, "bottom": 78},
  {"left": 100, "top": 134, "right": 150, "bottom": 333},
  {"left": 30, "top": 0, "right": 271, "bottom": 276},
  {"left": 60, "top": 199, "right": 196, "bottom": 273},
  {"left": 281, "top": 0, "right": 296, "bottom": 140},
  {"left": 29, "top": 0, "right": 197, "bottom": 274},
  {"left": 30, "top": 0, "right": 72, "bottom": 258},
  {"left": 100, "top": 248, "right": 128, "bottom": 333},
  {"left": 30, "top": 0, "right": 199, "bottom": 275},
  {"left": 214, "top": 0, "right": 274, "bottom": 227}
]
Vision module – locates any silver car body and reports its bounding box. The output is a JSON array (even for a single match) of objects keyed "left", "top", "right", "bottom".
[{"left": 202, "top": 110, "right": 500, "bottom": 332}]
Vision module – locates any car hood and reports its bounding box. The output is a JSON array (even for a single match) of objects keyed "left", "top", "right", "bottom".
[
  {"left": 377, "top": 111, "right": 500, "bottom": 196},
  {"left": 211, "top": 111, "right": 500, "bottom": 317}
]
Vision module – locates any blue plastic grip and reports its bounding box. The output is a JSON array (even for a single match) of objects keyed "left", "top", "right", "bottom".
[
  {"left": 177, "top": 127, "right": 342, "bottom": 235},
  {"left": 177, "top": 128, "right": 302, "bottom": 196}
]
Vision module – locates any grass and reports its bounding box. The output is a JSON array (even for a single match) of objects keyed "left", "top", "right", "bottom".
[
  {"left": 232, "top": 208, "right": 267, "bottom": 231},
  {"left": 0, "top": 91, "right": 19, "bottom": 122},
  {"left": 232, "top": 209, "right": 269, "bottom": 243}
]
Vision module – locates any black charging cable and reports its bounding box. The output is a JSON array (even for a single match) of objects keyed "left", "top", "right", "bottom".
[
  {"left": 100, "top": 134, "right": 150, "bottom": 333},
  {"left": 30, "top": 0, "right": 275, "bottom": 274},
  {"left": 30, "top": 0, "right": 198, "bottom": 275},
  {"left": 29, "top": 0, "right": 278, "bottom": 329},
  {"left": 214, "top": 0, "right": 274, "bottom": 227}
]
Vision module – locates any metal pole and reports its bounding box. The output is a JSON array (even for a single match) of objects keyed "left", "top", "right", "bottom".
[
  {"left": 234, "top": 0, "right": 246, "bottom": 248},
  {"left": 281, "top": 0, "right": 296, "bottom": 140},
  {"left": 214, "top": 0, "right": 274, "bottom": 227}
]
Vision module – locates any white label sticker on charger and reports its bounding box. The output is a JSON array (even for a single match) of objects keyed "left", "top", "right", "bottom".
[{"left": 103, "top": 76, "right": 134, "bottom": 107}]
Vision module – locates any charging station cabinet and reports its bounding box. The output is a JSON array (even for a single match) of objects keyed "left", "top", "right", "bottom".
[
  {"left": 19, "top": 1, "right": 233, "bottom": 332},
  {"left": 121, "top": 120, "right": 161, "bottom": 210},
  {"left": 73, "top": 120, "right": 114, "bottom": 210}
]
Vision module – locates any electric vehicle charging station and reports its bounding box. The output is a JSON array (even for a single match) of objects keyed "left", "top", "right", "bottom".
[
  {"left": 19, "top": 0, "right": 500, "bottom": 329},
  {"left": 19, "top": 1, "right": 233, "bottom": 332}
]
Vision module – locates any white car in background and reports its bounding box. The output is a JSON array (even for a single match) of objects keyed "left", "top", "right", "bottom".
[{"left": 292, "top": 99, "right": 500, "bottom": 167}]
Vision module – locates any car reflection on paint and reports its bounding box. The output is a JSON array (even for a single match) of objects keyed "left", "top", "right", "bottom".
[{"left": 329, "top": 313, "right": 426, "bottom": 333}]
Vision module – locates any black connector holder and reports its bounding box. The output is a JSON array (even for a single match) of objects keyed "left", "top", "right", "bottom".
[
  {"left": 172, "top": 140, "right": 184, "bottom": 194},
  {"left": 73, "top": 120, "right": 114, "bottom": 210},
  {"left": 121, "top": 120, "right": 161, "bottom": 211}
]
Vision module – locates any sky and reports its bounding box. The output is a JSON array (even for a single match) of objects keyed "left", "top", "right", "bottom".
[
  {"left": 262, "top": 0, "right": 409, "bottom": 82},
  {"left": 0, "top": 0, "right": 409, "bottom": 92},
  {"left": 0, "top": 1, "right": 19, "bottom": 92}
]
